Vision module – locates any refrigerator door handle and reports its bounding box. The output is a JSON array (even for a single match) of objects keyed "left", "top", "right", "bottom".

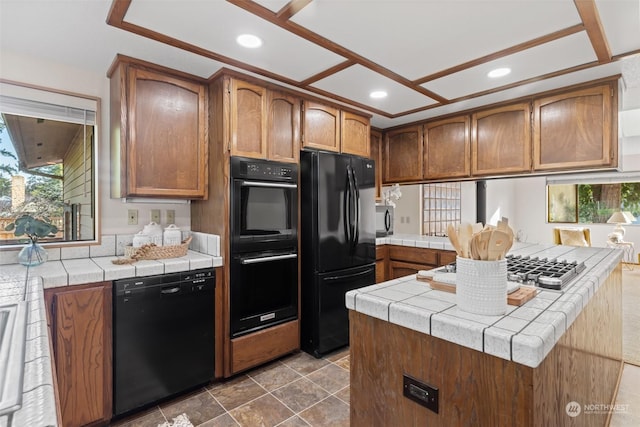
[
  {"left": 324, "top": 268, "right": 374, "bottom": 281},
  {"left": 352, "top": 169, "right": 360, "bottom": 248},
  {"left": 343, "top": 167, "right": 351, "bottom": 245}
]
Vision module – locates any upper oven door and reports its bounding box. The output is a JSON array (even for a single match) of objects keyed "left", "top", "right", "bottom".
[{"left": 231, "top": 179, "right": 298, "bottom": 252}]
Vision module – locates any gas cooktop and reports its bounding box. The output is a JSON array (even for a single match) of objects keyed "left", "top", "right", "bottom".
[{"left": 505, "top": 255, "right": 587, "bottom": 290}]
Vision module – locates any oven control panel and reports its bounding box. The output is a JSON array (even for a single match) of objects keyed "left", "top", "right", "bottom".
[
  {"left": 232, "top": 156, "right": 298, "bottom": 182},
  {"left": 246, "top": 163, "right": 293, "bottom": 178}
]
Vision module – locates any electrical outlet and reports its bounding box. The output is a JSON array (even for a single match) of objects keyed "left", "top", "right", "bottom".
[
  {"left": 151, "top": 209, "right": 161, "bottom": 224},
  {"left": 166, "top": 209, "right": 175, "bottom": 225},
  {"left": 127, "top": 209, "right": 138, "bottom": 225}
]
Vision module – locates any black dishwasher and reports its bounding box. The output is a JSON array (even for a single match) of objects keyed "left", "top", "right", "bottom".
[{"left": 112, "top": 269, "right": 215, "bottom": 417}]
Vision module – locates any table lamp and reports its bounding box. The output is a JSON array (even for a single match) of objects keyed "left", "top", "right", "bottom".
[{"left": 607, "top": 211, "right": 633, "bottom": 240}]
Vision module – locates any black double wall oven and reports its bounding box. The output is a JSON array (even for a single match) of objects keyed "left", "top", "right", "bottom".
[{"left": 230, "top": 157, "right": 298, "bottom": 338}]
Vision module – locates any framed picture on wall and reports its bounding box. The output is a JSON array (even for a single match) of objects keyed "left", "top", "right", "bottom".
[{"left": 547, "top": 184, "right": 578, "bottom": 223}]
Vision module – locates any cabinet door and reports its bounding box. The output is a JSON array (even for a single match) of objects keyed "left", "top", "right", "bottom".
[
  {"left": 472, "top": 103, "right": 531, "bottom": 176},
  {"left": 230, "top": 79, "right": 267, "bottom": 159},
  {"left": 370, "top": 130, "right": 383, "bottom": 200},
  {"left": 424, "top": 116, "right": 470, "bottom": 180},
  {"left": 50, "top": 283, "right": 111, "bottom": 427},
  {"left": 341, "top": 111, "right": 370, "bottom": 157},
  {"left": 533, "top": 84, "right": 615, "bottom": 171},
  {"left": 384, "top": 126, "right": 423, "bottom": 183},
  {"left": 127, "top": 67, "right": 207, "bottom": 198},
  {"left": 267, "top": 90, "right": 300, "bottom": 163},
  {"left": 303, "top": 101, "right": 340, "bottom": 152}
]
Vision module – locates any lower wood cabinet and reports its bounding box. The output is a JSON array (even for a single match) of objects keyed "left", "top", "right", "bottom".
[
  {"left": 376, "top": 245, "right": 456, "bottom": 282},
  {"left": 45, "top": 282, "right": 112, "bottom": 427}
]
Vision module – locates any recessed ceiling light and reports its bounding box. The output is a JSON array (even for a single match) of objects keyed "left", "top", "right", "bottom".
[
  {"left": 236, "top": 34, "right": 262, "bottom": 48},
  {"left": 488, "top": 68, "right": 511, "bottom": 78},
  {"left": 370, "top": 91, "right": 388, "bottom": 99}
]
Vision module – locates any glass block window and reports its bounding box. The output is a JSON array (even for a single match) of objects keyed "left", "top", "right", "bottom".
[{"left": 422, "top": 182, "right": 461, "bottom": 236}]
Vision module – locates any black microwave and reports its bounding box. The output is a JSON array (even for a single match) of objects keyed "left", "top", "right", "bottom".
[{"left": 376, "top": 205, "right": 394, "bottom": 237}]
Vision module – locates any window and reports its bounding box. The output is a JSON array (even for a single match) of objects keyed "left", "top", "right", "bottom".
[
  {"left": 422, "top": 182, "right": 461, "bottom": 236},
  {"left": 0, "top": 81, "right": 99, "bottom": 246},
  {"left": 546, "top": 181, "right": 640, "bottom": 225}
]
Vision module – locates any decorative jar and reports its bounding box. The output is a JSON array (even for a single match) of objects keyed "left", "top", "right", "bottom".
[
  {"left": 18, "top": 241, "right": 48, "bottom": 267},
  {"left": 456, "top": 256, "right": 508, "bottom": 315}
]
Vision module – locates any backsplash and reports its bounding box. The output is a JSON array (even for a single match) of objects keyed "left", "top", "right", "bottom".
[{"left": 0, "top": 231, "right": 220, "bottom": 265}]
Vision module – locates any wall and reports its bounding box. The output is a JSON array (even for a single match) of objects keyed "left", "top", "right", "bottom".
[
  {"left": 0, "top": 50, "right": 193, "bottom": 241},
  {"left": 390, "top": 184, "right": 421, "bottom": 234},
  {"left": 63, "top": 126, "right": 94, "bottom": 239}
]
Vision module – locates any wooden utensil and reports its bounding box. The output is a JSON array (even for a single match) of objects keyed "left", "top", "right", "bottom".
[
  {"left": 458, "top": 222, "right": 473, "bottom": 258},
  {"left": 477, "top": 229, "right": 492, "bottom": 260},
  {"left": 472, "top": 222, "right": 484, "bottom": 234},
  {"left": 447, "top": 224, "right": 462, "bottom": 256},
  {"left": 487, "top": 230, "right": 510, "bottom": 261}
]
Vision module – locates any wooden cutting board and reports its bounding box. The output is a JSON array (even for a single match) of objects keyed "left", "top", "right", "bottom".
[{"left": 416, "top": 276, "right": 538, "bottom": 306}]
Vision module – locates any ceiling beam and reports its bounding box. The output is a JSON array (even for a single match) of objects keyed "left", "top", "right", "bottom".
[
  {"left": 276, "top": 0, "right": 313, "bottom": 21},
  {"left": 573, "top": 0, "right": 612, "bottom": 63},
  {"left": 299, "top": 60, "right": 355, "bottom": 86}
]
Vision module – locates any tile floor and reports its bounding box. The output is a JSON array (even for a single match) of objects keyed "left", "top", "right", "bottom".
[{"left": 110, "top": 348, "right": 351, "bottom": 427}]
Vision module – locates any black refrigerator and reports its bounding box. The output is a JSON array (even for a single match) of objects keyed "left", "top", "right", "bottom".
[{"left": 300, "top": 150, "right": 376, "bottom": 358}]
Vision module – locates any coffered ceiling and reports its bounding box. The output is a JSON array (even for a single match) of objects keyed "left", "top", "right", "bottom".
[{"left": 1, "top": 0, "right": 639, "bottom": 129}]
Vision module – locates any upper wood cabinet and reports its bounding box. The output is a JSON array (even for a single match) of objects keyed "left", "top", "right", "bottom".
[
  {"left": 228, "top": 79, "right": 300, "bottom": 162},
  {"left": 46, "top": 282, "right": 112, "bottom": 427},
  {"left": 533, "top": 83, "right": 616, "bottom": 171},
  {"left": 302, "top": 101, "right": 340, "bottom": 152},
  {"left": 109, "top": 60, "right": 208, "bottom": 199},
  {"left": 424, "top": 115, "right": 470, "bottom": 180},
  {"left": 384, "top": 125, "right": 423, "bottom": 183},
  {"left": 229, "top": 79, "right": 267, "bottom": 158},
  {"left": 472, "top": 103, "right": 532, "bottom": 176},
  {"left": 370, "top": 130, "right": 383, "bottom": 200},
  {"left": 267, "top": 90, "right": 301, "bottom": 163},
  {"left": 342, "top": 111, "right": 371, "bottom": 157}
]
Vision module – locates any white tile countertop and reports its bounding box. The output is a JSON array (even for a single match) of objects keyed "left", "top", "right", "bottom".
[
  {"left": 346, "top": 243, "right": 622, "bottom": 368},
  {"left": 376, "top": 233, "right": 456, "bottom": 251},
  {"left": 0, "top": 276, "right": 57, "bottom": 427}
]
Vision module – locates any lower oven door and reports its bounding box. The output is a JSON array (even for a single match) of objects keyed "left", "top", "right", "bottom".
[{"left": 230, "top": 250, "right": 298, "bottom": 337}]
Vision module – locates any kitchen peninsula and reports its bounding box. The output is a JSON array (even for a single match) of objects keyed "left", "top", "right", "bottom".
[{"left": 347, "top": 243, "right": 623, "bottom": 426}]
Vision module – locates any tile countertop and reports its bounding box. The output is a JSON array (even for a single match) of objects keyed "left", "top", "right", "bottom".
[
  {"left": 0, "top": 251, "right": 223, "bottom": 289},
  {"left": 0, "top": 275, "right": 57, "bottom": 427},
  {"left": 376, "top": 233, "right": 456, "bottom": 251},
  {"left": 346, "top": 243, "right": 623, "bottom": 368}
]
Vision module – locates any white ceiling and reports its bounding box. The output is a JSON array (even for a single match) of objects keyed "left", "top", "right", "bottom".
[{"left": 1, "top": 0, "right": 639, "bottom": 129}]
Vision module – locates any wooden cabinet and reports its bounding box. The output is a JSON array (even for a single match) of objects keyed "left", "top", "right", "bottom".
[
  {"left": 377, "top": 245, "right": 457, "bottom": 281},
  {"left": 45, "top": 282, "right": 112, "bottom": 427},
  {"left": 384, "top": 126, "right": 423, "bottom": 183},
  {"left": 109, "top": 59, "right": 208, "bottom": 198},
  {"left": 267, "top": 90, "right": 301, "bottom": 163},
  {"left": 533, "top": 83, "right": 616, "bottom": 171},
  {"left": 341, "top": 111, "right": 370, "bottom": 157},
  {"left": 472, "top": 103, "right": 532, "bottom": 176},
  {"left": 230, "top": 79, "right": 267, "bottom": 158},
  {"left": 302, "top": 101, "right": 340, "bottom": 152},
  {"left": 375, "top": 245, "right": 388, "bottom": 284},
  {"left": 424, "top": 116, "right": 470, "bottom": 180},
  {"left": 229, "top": 80, "right": 300, "bottom": 162},
  {"left": 388, "top": 246, "right": 438, "bottom": 279},
  {"left": 370, "top": 130, "right": 383, "bottom": 200}
]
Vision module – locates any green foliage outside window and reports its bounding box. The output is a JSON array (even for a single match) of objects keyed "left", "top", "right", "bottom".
[{"left": 576, "top": 183, "right": 640, "bottom": 223}]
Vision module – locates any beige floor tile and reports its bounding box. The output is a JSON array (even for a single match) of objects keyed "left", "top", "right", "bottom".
[
  {"left": 334, "top": 386, "right": 350, "bottom": 405},
  {"left": 160, "top": 389, "right": 225, "bottom": 426},
  {"left": 324, "top": 347, "right": 350, "bottom": 362},
  {"left": 199, "top": 412, "right": 241, "bottom": 427},
  {"left": 110, "top": 406, "right": 166, "bottom": 427},
  {"left": 281, "top": 351, "right": 330, "bottom": 375},
  {"left": 271, "top": 377, "right": 330, "bottom": 413},
  {"left": 306, "top": 364, "right": 350, "bottom": 394},
  {"left": 209, "top": 375, "right": 267, "bottom": 411},
  {"left": 276, "top": 415, "right": 311, "bottom": 427},
  {"left": 229, "top": 394, "right": 294, "bottom": 427},
  {"left": 299, "top": 396, "right": 349, "bottom": 427},
  {"left": 249, "top": 362, "right": 302, "bottom": 392}
]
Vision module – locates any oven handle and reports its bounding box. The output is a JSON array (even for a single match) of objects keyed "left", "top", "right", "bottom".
[
  {"left": 240, "top": 181, "right": 297, "bottom": 189},
  {"left": 240, "top": 253, "right": 298, "bottom": 264}
]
